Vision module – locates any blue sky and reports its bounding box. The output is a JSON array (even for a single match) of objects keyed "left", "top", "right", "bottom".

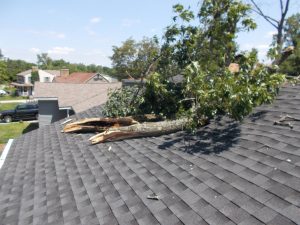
[{"left": 1, "top": 0, "right": 299, "bottom": 67}]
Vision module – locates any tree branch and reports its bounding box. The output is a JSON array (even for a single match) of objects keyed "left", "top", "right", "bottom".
[
  {"left": 280, "top": 0, "right": 284, "bottom": 15},
  {"left": 283, "top": 0, "right": 290, "bottom": 17},
  {"left": 250, "top": 0, "right": 279, "bottom": 28}
]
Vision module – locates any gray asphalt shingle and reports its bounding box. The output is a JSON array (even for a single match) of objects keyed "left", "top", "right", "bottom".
[{"left": 0, "top": 84, "right": 300, "bottom": 224}]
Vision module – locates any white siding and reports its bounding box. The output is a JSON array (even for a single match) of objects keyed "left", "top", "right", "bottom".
[
  {"left": 38, "top": 70, "right": 55, "bottom": 82},
  {"left": 19, "top": 71, "right": 55, "bottom": 83},
  {"left": 24, "top": 74, "right": 31, "bottom": 83}
]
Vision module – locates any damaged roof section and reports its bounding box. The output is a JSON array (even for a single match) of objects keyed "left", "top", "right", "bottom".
[{"left": 0, "top": 85, "right": 300, "bottom": 224}]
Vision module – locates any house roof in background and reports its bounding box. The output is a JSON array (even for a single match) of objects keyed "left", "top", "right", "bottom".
[
  {"left": 54, "top": 72, "right": 96, "bottom": 83},
  {"left": 16, "top": 69, "right": 32, "bottom": 76},
  {"left": 1, "top": 84, "right": 300, "bottom": 224},
  {"left": 16, "top": 69, "right": 61, "bottom": 77},
  {"left": 54, "top": 72, "right": 118, "bottom": 83},
  {"left": 34, "top": 82, "right": 121, "bottom": 112}
]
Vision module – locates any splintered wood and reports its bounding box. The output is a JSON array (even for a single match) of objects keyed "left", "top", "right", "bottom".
[
  {"left": 62, "top": 117, "right": 139, "bottom": 133},
  {"left": 63, "top": 116, "right": 187, "bottom": 144}
]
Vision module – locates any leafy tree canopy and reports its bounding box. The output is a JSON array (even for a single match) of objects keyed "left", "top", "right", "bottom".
[
  {"left": 31, "top": 71, "right": 39, "bottom": 84},
  {"left": 158, "top": 0, "right": 256, "bottom": 77},
  {"left": 279, "top": 13, "right": 300, "bottom": 76},
  {"left": 105, "top": 0, "right": 287, "bottom": 129},
  {"left": 37, "top": 53, "right": 52, "bottom": 69},
  {"left": 36, "top": 53, "right": 115, "bottom": 76},
  {"left": 0, "top": 60, "right": 9, "bottom": 84},
  {"left": 110, "top": 37, "right": 160, "bottom": 79}
]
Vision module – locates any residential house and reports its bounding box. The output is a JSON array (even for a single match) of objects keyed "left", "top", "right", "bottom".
[
  {"left": 34, "top": 82, "right": 121, "bottom": 125},
  {"left": 11, "top": 66, "right": 69, "bottom": 96},
  {"left": 0, "top": 84, "right": 300, "bottom": 224},
  {"left": 54, "top": 72, "right": 118, "bottom": 83}
]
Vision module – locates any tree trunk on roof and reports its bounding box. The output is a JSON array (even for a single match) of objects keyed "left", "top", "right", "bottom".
[{"left": 88, "top": 118, "right": 188, "bottom": 144}]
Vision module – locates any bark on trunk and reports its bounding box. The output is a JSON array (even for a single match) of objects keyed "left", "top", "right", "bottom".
[{"left": 89, "top": 118, "right": 188, "bottom": 144}]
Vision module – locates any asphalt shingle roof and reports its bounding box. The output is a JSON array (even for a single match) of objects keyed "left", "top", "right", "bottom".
[
  {"left": 54, "top": 72, "right": 97, "bottom": 83},
  {"left": 0, "top": 84, "right": 300, "bottom": 225}
]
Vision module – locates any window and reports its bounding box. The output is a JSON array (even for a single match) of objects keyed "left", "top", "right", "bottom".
[
  {"left": 16, "top": 104, "right": 27, "bottom": 110},
  {"left": 17, "top": 76, "right": 24, "bottom": 83},
  {"left": 16, "top": 104, "right": 37, "bottom": 110},
  {"left": 44, "top": 77, "right": 50, "bottom": 82},
  {"left": 27, "top": 77, "right": 31, "bottom": 83},
  {"left": 94, "top": 74, "right": 103, "bottom": 80}
]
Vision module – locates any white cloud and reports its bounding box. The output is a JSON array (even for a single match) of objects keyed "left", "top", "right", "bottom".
[
  {"left": 90, "top": 17, "right": 101, "bottom": 24},
  {"left": 48, "top": 47, "right": 75, "bottom": 55},
  {"left": 121, "top": 18, "right": 141, "bottom": 28},
  {"left": 265, "top": 31, "right": 277, "bottom": 38},
  {"left": 84, "top": 49, "right": 107, "bottom": 57},
  {"left": 85, "top": 27, "right": 96, "bottom": 36},
  {"left": 150, "top": 28, "right": 157, "bottom": 33},
  {"left": 240, "top": 43, "right": 271, "bottom": 61},
  {"left": 54, "top": 32, "right": 66, "bottom": 39},
  {"left": 86, "top": 17, "right": 101, "bottom": 36},
  {"left": 47, "top": 9, "right": 56, "bottom": 15},
  {"left": 242, "top": 43, "right": 269, "bottom": 51},
  {"left": 256, "top": 44, "right": 269, "bottom": 50},
  {"left": 29, "top": 48, "right": 41, "bottom": 53},
  {"left": 28, "top": 30, "right": 66, "bottom": 39}
]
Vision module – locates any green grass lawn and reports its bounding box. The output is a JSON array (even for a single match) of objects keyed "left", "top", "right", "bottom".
[
  {"left": 0, "top": 96, "right": 28, "bottom": 101},
  {"left": 0, "top": 122, "right": 38, "bottom": 144},
  {"left": 0, "top": 103, "right": 18, "bottom": 111}
]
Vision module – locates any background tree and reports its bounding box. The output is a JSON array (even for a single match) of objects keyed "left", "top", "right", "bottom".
[
  {"left": 0, "top": 50, "right": 9, "bottom": 84},
  {"left": 30, "top": 71, "right": 39, "bottom": 84},
  {"left": 284, "top": 13, "right": 300, "bottom": 47},
  {"left": 279, "top": 13, "right": 300, "bottom": 75},
  {"left": 37, "top": 53, "right": 52, "bottom": 69},
  {"left": 0, "top": 50, "right": 115, "bottom": 83},
  {"left": 0, "top": 61, "right": 9, "bottom": 84},
  {"left": 249, "top": 0, "right": 291, "bottom": 61},
  {"left": 36, "top": 53, "right": 115, "bottom": 75},
  {"left": 198, "top": 0, "right": 256, "bottom": 68},
  {"left": 6, "top": 59, "right": 35, "bottom": 82},
  {"left": 110, "top": 37, "right": 160, "bottom": 79},
  {"left": 0, "top": 49, "right": 3, "bottom": 59}
]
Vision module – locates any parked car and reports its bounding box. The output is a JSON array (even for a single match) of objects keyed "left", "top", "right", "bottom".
[
  {"left": 0, "top": 103, "right": 39, "bottom": 123},
  {"left": 0, "top": 90, "right": 7, "bottom": 96}
]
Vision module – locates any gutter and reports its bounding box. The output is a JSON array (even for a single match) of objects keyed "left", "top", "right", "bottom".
[{"left": 0, "top": 139, "right": 14, "bottom": 169}]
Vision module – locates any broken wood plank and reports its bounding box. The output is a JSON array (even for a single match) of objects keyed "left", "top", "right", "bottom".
[{"left": 273, "top": 114, "right": 300, "bottom": 129}]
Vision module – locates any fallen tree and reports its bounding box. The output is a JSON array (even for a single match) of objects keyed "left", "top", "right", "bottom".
[{"left": 63, "top": 117, "right": 188, "bottom": 144}]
